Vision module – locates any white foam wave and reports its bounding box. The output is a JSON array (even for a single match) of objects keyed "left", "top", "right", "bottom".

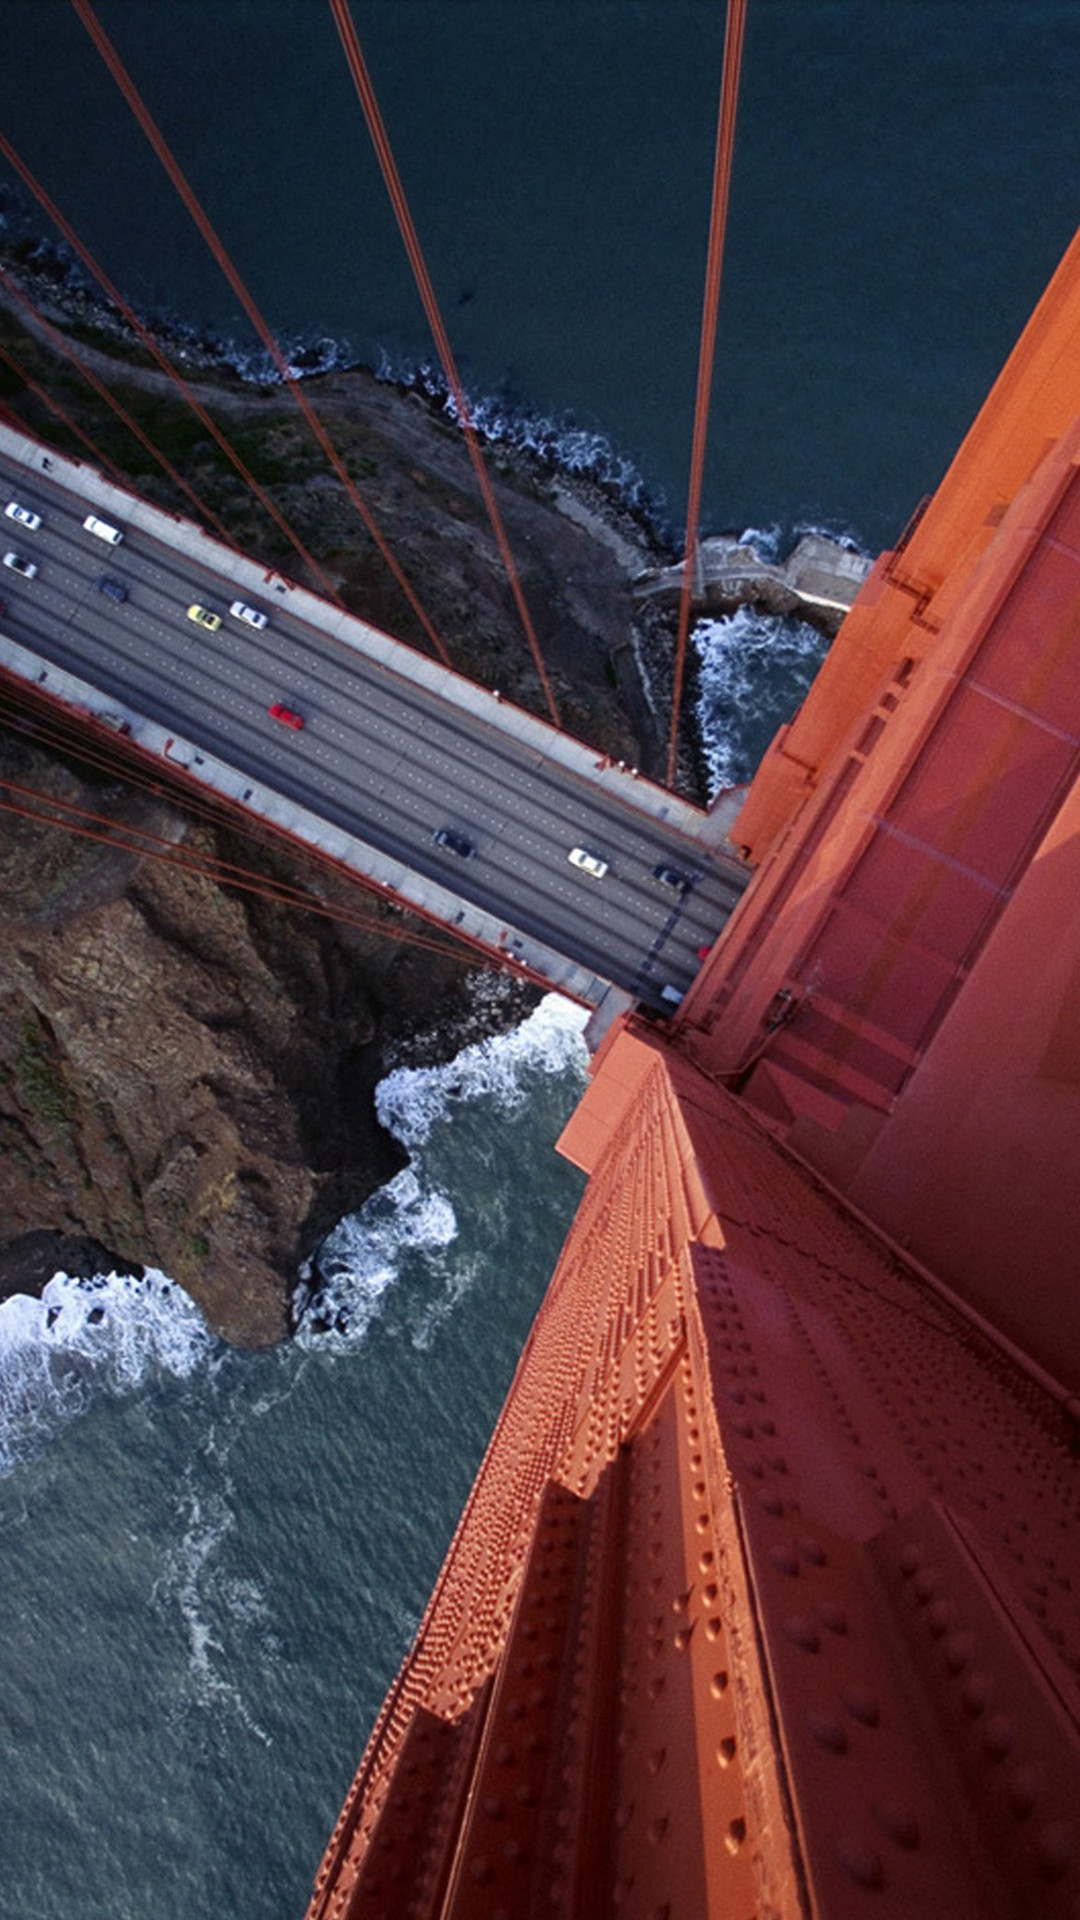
[
  {"left": 0, "top": 1268, "right": 212, "bottom": 1475},
  {"left": 294, "top": 1167, "right": 457, "bottom": 1348},
  {"left": 376, "top": 993, "right": 590, "bottom": 1150},
  {"left": 294, "top": 994, "right": 589, "bottom": 1347},
  {"left": 693, "top": 606, "right": 828, "bottom": 794},
  {"left": 154, "top": 1481, "right": 272, "bottom": 1746},
  {"left": 375, "top": 353, "right": 659, "bottom": 517}
]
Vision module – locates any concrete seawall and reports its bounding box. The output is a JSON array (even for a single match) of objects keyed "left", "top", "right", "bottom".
[{"left": 632, "top": 530, "right": 873, "bottom": 633}]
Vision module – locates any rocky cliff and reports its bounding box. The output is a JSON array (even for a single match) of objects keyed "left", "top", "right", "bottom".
[{"left": 0, "top": 272, "right": 683, "bottom": 1343}]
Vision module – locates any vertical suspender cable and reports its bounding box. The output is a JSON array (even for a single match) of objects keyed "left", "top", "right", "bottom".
[
  {"left": 329, "top": 0, "right": 562, "bottom": 730},
  {"left": 68, "top": 0, "right": 455, "bottom": 670},
  {"left": 0, "top": 130, "right": 343, "bottom": 601},
  {"left": 666, "top": 0, "right": 748, "bottom": 790},
  {"left": 0, "top": 263, "right": 245, "bottom": 540},
  {"left": 0, "top": 341, "right": 130, "bottom": 487}
]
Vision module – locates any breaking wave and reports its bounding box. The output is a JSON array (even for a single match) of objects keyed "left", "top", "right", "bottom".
[
  {"left": 0, "top": 1269, "right": 213, "bottom": 1475},
  {"left": 375, "top": 991, "right": 590, "bottom": 1149},
  {"left": 0, "top": 997, "right": 588, "bottom": 1468},
  {"left": 376, "top": 352, "right": 660, "bottom": 519},
  {"left": 293, "top": 993, "right": 590, "bottom": 1348},
  {"left": 693, "top": 604, "right": 829, "bottom": 794}
]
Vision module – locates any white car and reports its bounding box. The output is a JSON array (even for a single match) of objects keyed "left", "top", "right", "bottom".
[
  {"left": 229, "top": 600, "right": 268, "bottom": 631},
  {"left": 5, "top": 501, "right": 41, "bottom": 531},
  {"left": 3, "top": 551, "right": 37, "bottom": 579},
  {"left": 568, "top": 846, "right": 609, "bottom": 879}
]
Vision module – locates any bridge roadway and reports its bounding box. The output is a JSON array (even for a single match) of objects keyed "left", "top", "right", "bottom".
[{"left": 0, "top": 424, "right": 749, "bottom": 1012}]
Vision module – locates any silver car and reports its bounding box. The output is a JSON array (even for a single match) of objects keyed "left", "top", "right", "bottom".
[
  {"left": 230, "top": 600, "right": 268, "bottom": 631},
  {"left": 4, "top": 501, "right": 41, "bottom": 531},
  {"left": 568, "top": 846, "right": 609, "bottom": 878}
]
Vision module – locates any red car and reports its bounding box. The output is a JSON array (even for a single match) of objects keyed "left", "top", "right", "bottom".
[{"left": 268, "top": 702, "right": 304, "bottom": 730}]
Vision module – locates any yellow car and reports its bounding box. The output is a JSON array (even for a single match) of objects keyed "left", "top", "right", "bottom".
[{"left": 187, "top": 603, "right": 221, "bottom": 633}]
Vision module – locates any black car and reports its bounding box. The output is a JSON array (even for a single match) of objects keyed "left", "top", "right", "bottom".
[
  {"left": 652, "top": 862, "right": 692, "bottom": 892},
  {"left": 97, "top": 576, "right": 128, "bottom": 603},
  {"left": 433, "top": 826, "right": 476, "bottom": 859}
]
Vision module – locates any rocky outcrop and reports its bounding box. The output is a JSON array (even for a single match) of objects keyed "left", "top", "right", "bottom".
[
  {"left": 0, "top": 730, "right": 542, "bottom": 1344},
  {"left": 0, "top": 265, "right": 690, "bottom": 1342}
]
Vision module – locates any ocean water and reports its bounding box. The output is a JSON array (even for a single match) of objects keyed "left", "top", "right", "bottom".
[
  {"left": 1, "top": 6, "right": 1079, "bottom": 1915},
  {"left": 0, "top": 998, "right": 590, "bottom": 1920}
]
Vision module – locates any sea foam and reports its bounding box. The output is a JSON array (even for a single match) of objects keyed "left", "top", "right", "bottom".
[
  {"left": 0, "top": 1268, "right": 213, "bottom": 1475},
  {"left": 0, "top": 997, "right": 590, "bottom": 1454},
  {"left": 693, "top": 604, "right": 828, "bottom": 794},
  {"left": 294, "top": 993, "right": 590, "bottom": 1348}
]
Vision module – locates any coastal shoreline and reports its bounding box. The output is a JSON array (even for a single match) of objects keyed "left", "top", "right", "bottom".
[{"left": 0, "top": 251, "right": 690, "bottom": 1346}]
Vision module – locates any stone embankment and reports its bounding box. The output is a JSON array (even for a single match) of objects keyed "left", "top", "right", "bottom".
[{"left": 632, "top": 531, "right": 872, "bottom": 634}]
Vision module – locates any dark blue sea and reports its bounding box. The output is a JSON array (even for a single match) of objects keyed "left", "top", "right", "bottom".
[{"left": 1, "top": 5, "right": 1079, "bottom": 1914}]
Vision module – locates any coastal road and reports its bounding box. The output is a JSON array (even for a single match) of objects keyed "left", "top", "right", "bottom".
[{"left": 0, "top": 449, "right": 748, "bottom": 1007}]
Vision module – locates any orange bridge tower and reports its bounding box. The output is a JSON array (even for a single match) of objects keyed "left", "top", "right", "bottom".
[{"left": 305, "top": 225, "right": 1080, "bottom": 1919}]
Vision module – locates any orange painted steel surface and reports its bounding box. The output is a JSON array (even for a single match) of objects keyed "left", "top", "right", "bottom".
[
  {"left": 306, "top": 227, "right": 1080, "bottom": 1917},
  {"left": 307, "top": 1031, "right": 1080, "bottom": 1917}
]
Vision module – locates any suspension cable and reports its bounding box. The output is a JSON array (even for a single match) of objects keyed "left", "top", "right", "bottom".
[
  {"left": 0, "top": 772, "right": 478, "bottom": 958},
  {"left": 0, "top": 344, "right": 129, "bottom": 486},
  {"left": 68, "top": 0, "right": 454, "bottom": 671},
  {"left": 0, "top": 682, "right": 552, "bottom": 979},
  {"left": 0, "top": 130, "right": 343, "bottom": 601},
  {"left": 666, "top": 0, "right": 748, "bottom": 789},
  {"left": 329, "top": 0, "right": 562, "bottom": 729},
  {"left": 0, "top": 264, "right": 244, "bottom": 544}
]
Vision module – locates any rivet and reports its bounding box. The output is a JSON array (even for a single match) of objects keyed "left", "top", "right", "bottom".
[
  {"left": 710, "top": 1670, "right": 730, "bottom": 1697},
  {"left": 982, "top": 1713, "right": 1015, "bottom": 1761},
  {"left": 648, "top": 1747, "right": 666, "bottom": 1774},
  {"left": 898, "top": 1542, "right": 923, "bottom": 1576},
  {"left": 770, "top": 1545, "right": 801, "bottom": 1577},
  {"left": 717, "top": 1736, "right": 737, "bottom": 1767},
  {"left": 841, "top": 1687, "right": 881, "bottom": 1727},
  {"left": 960, "top": 1671, "right": 994, "bottom": 1718},
  {"left": 872, "top": 1800, "right": 920, "bottom": 1850},
  {"left": 1034, "top": 1820, "right": 1073, "bottom": 1880},
  {"left": 912, "top": 1567, "right": 939, "bottom": 1603},
  {"left": 1006, "top": 1762, "right": 1040, "bottom": 1817},
  {"left": 469, "top": 1856, "right": 492, "bottom": 1884},
  {"left": 817, "top": 1601, "right": 848, "bottom": 1635},
  {"left": 927, "top": 1598, "right": 953, "bottom": 1637},
  {"left": 648, "top": 1816, "right": 668, "bottom": 1845},
  {"left": 943, "top": 1630, "right": 974, "bottom": 1674},
  {"left": 835, "top": 1840, "right": 884, "bottom": 1889},
  {"left": 807, "top": 1710, "right": 848, "bottom": 1754},
  {"left": 725, "top": 1816, "right": 747, "bottom": 1854},
  {"left": 783, "top": 1615, "right": 821, "bottom": 1653},
  {"left": 481, "top": 1796, "right": 505, "bottom": 1820},
  {"left": 798, "top": 1537, "right": 827, "bottom": 1566}
]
